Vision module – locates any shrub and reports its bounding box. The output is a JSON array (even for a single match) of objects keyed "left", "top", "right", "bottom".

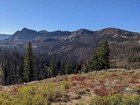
[
  {"left": 93, "top": 86, "right": 109, "bottom": 97},
  {"left": 88, "top": 94, "right": 140, "bottom": 105},
  {"left": 0, "top": 81, "right": 71, "bottom": 105},
  {"left": 61, "top": 81, "right": 71, "bottom": 89},
  {"left": 32, "top": 94, "right": 48, "bottom": 105}
]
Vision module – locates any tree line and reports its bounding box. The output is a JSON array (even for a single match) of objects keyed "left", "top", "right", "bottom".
[{"left": 0, "top": 40, "right": 110, "bottom": 85}]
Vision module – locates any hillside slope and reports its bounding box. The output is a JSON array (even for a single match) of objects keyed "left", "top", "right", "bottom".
[
  {"left": 1, "top": 27, "right": 140, "bottom": 69},
  {"left": 1, "top": 69, "right": 140, "bottom": 105}
]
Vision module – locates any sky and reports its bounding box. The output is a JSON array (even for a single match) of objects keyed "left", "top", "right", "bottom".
[{"left": 0, "top": 0, "right": 140, "bottom": 34}]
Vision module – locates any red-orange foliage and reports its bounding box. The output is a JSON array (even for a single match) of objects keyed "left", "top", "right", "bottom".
[
  {"left": 112, "top": 73, "right": 118, "bottom": 77},
  {"left": 71, "top": 76, "right": 86, "bottom": 81},
  {"left": 131, "top": 75, "right": 139, "bottom": 79},
  {"left": 64, "top": 77, "right": 69, "bottom": 81},
  {"left": 128, "top": 79, "right": 139, "bottom": 83},
  {"left": 94, "top": 86, "right": 109, "bottom": 97},
  {"left": 72, "top": 82, "right": 78, "bottom": 86},
  {"left": 113, "top": 85, "right": 124, "bottom": 94},
  {"left": 99, "top": 80, "right": 105, "bottom": 86}
]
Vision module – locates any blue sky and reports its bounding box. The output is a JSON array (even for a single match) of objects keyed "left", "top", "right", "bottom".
[{"left": 0, "top": 0, "right": 140, "bottom": 34}]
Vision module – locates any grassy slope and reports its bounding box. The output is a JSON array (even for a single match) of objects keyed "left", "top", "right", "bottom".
[{"left": 1, "top": 69, "right": 140, "bottom": 105}]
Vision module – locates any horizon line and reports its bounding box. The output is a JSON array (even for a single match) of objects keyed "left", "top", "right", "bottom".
[{"left": 0, "top": 27, "right": 139, "bottom": 35}]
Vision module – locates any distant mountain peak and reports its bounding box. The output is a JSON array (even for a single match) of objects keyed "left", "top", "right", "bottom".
[
  {"left": 72, "top": 28, "right": 94, "bottom": 35},
  {"left": 21, "top": 27, "right": 37, "bottom": 32},
  {"left": 39, "top": 30, "right": 49, "bottom": 34},
  {"left": 76, "top": 28, "right": 92, "bottom": 32},
  {"left": 2, "top": 27, "right": 140, "bottom": 45},
  {"left": 64, "top": 29, "right": 94, "bottom": 41},
  {"left": 104, "top": 27, "right": 119, "bottom": 30},
  {"left": 8, "top": 28, "right": 40, "bottom": 41},
  {"left": 22, "top": 27, "right": 28, "bottom": 30},
  {"left": 97, "top": 27, "right": 128, "bottom": 35},
  {"left": 21, "top": 27, "right": 29, "bottom": 31},
  {"left": 99, "top": 27, "right": 131, "bottom": 33},
  {"left": 95, "top": 27, "right": 139, "bottom": 39}
]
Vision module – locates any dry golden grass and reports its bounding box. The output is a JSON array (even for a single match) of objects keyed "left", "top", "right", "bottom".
[{"left": 1, "top": 69, "right": 140, "bottom": 105}]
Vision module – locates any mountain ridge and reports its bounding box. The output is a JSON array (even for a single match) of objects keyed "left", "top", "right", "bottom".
[
  {"left": 0, "top": 27, "right": 140, "bottom": 69},
  {"left": 2, "top": 27, "right": 139, "bottom": 41},
  {"left": 1, "top": 27, "right": 140, "bottom": 49}
]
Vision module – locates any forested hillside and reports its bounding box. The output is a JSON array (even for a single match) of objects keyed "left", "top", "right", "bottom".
[
  {"left": 1, "top": 27, "right": 140, "bottom": 69},
  {"left": 1, "top": 28, "right": 140, "bottom": 85},
  {"left": 0, "top": 40, "right": 110, "bottom": 85}
]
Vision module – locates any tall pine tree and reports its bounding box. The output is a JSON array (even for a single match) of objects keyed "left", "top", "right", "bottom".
[
  {"left": 23, "top": 41, "right": 34, "bottom": 82},
  {"left": 64, "top": 63, "right": 73, "bottom": 74},
  {"left": 48, "top": 58, "right": 57, "bottom": 77},
  {"left": 91, "top": 40, "right": 110, "bottom": 70}
]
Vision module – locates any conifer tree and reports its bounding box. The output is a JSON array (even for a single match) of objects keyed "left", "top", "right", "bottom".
[
  {"left": 92, "top": 40, "right": 110, "bottom": 70},
  {"left": 49, "top": 59, "right": 57, "bottom": 77},
  {"left": 81, "top": 63, "right": 89, "bottom": 73},
  {"left": 64, "top": 63, "right": 73, "bottom": 74},
  {"left": 91, "top": 54, "right": 100, "bottom": 70},
  {"left": 0, "top": 68, "right": 4, "bottom": 85},
  {"left": 23, "top": 41, "right": 34, "bottom": 82},
  {"left": 99, "top": 40, "right": 110, "bottom": 69}
]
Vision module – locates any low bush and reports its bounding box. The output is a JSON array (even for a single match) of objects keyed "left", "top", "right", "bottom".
[
  {"left": 88, "top": 94, "right": 140, "bottom": 105},
  {"left": 0, "top": 81, "right": 72, "bottom": 105}
]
